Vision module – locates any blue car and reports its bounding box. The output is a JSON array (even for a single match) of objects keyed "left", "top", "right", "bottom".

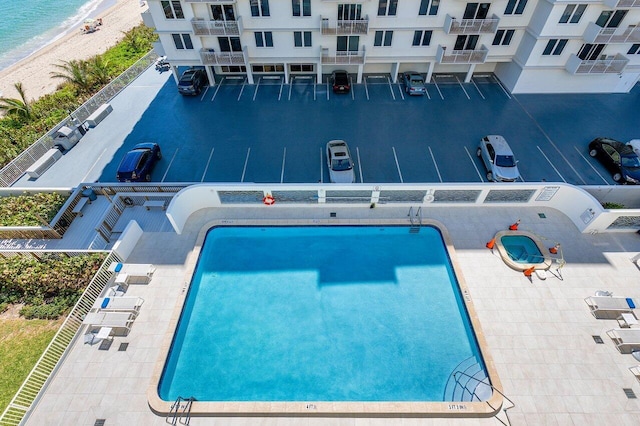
[{"left": 116, "top": 143, "right": 162, "bottom": 182}]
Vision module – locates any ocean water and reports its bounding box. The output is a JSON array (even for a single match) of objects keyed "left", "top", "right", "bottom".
[{"left": 0, "top": 0, "right": 106, "bottom": 72}]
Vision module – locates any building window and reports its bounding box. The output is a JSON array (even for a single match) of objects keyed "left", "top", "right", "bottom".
[
  {"left": 337, "top": 36, "right": 359, "bottom": 52},
  {"left": 559, "top": 4, "right": 587, "bottom": 24},
  {"left": 463, "top": 3, "right": 490, "bottom": 19},
  {"left": 412, "top": 30, "right": 432, "bottom": 46},
  {"left": 221, "top": 66, "right": 247, "bottom": 72},
  {"left": 172, "top": 34, "right": 193, "bottom": 50},
  {"left": 211, "top": 5, "right": 235, "bottom": 22},
  {"left": 577, "top": 43, "right": 605, "bottom": 60},
  {"left": 218, "top": 37, "right": 242, "bottom": 52},
  {"left": 292, "top": 0, "right": 311, "bottom": 16},
  {"left": 454, "top": 35, "right": 479, "bottom": 50},
  {"left": 290, "top": 64, "right": 314, "bottom": 72},
  {"left": 255, "top": 32, "right": 273, "bottom": 47},
  {"left": 374, "top": 30, "right": 393, "bottom": 46},
  {"left": 252, "top": 64, "right": 285, "bottom": 72},
  {"left": 595, "top": 10, "right": 627, "bottom": 28},
  {"left": 419, "top": 0, "right": 439, "bottom": 16},
  {"left": 542, "top": 39, "right": 567, "bottom": 55},
  {"left": 628, "top": 44, "right": 640, "bottom": 55},
  {"left": 378, "top": 0, "right": 398, "bottom": 16},
  {"left": 504, "top": 0, "right": 527, "bottom": 15},
  {"left": 162, "top": 1, "right": 184, "bottom": 19},
  {"left": 492, "top": 29, "right": 515, "bottom": 45},
  {"left": 294, "top": 31, "right": 312, "bottom": 47},
  {"left": 338, "top": 4, "right": 362, "bottom": 20},
  {"left": 251, "top": 0, "right": 270, "bottom": 17}
]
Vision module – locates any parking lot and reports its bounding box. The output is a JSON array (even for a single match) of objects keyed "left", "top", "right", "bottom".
[{"left": 22, "top": 67, "right": 640, "bottom": 187}]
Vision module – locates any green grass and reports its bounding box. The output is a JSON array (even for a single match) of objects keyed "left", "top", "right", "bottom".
[{"left": 0, "top": 317, "right": 61, "bottom": 414}]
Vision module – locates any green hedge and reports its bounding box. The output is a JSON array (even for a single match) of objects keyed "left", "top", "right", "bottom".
[{"left": 0, "top": 192, "right": 67, "bottom": 226}]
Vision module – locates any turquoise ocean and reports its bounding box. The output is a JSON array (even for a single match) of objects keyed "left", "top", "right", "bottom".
[{"left": 0, "top": 0, "right": 109, "bottom": 72}]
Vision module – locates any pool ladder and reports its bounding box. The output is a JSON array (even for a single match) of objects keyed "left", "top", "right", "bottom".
[
  {"left": 408, "top": 206, "right": 422, "bottom": 233},
  {"left": 167, "top": 396, "right": 195, "bottom": 425}
]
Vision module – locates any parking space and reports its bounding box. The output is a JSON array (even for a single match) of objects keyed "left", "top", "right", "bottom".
[{"left": 76, "top": 68, "right": 640, "bottom": 187}]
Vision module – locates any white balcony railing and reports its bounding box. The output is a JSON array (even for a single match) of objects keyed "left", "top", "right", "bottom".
[
  {"left": 565, "top": 53, "right": 629, "bottom": 74},
  {"left": 320, "top": 15, "right": 369, "bottom": 35},
  {"left": 200, "top": 49, "right": 246, "bottom": 66},
  {"left": 436, "top": 45, "right": 489, "bottom": 64},
  {"left": 583, "top": 23, "right": 640, "bottom": 44},
  {"left": 444, "top": 14, "right": 500, "bottom": 34},
  {"left": 321, "top": 47, "right": 366, "bottom": 64},
  {"left": 603, "top": 0, "right": 640, "bottom": 7},
  {"left": 184, "top": 0, "right": 236, "bottom": 3},
  {"left": 191, "top": 17, "right": 242, "bottom": 36}
]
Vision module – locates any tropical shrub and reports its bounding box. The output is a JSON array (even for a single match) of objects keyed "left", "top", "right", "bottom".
[{"left": 0, "top": 192, "right": 67, "bottom": 226}]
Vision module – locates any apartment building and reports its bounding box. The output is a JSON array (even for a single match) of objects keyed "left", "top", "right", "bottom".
[{"left": 142, "top": 0, "right": 640, "bottom": 93}]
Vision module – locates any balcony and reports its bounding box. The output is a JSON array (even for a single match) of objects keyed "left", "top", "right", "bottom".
[
  {"left": 436, "top": 45, "right": 488, "bottom": 64},
  {"left": 603, "top": 0, "right": 640, "bottom": 7},
  {"left": 444, "top": 14, "right": 500, "bottom": 35},
  {"left": 191, "top": 17, "right": 242, "bottom": 36},
  {"left": 583, "top": 23, "right": 640, "bottom": 44},
  {"left": 185, "top": 0, "right": 236, "bottom": 3},
  {"left": 565, "top": 53, "right": 629, "bottom": 74},
  {"left": 321, "top": 47, "right": 366, "bottom": 65},
  {"left": 200, "top": 49, "right": 246, "bottom": 66},
  {"left": 320, "top": 15, "right": 369, "bottom": 35}
]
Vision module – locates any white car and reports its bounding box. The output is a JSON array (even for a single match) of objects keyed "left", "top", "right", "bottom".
[
  {"left": 326, "top": 140, "right": 355, "bottom": 183},
  {"left": 627, "top": 139, "right": 640, "bottom": 157},
  {"left": 476, "top": 135, "right": 521, "bottom": 182}
]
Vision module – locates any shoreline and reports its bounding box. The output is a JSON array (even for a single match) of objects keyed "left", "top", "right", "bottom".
[{"left": 0, "top": 0, "right": 145, "bottom": 102}]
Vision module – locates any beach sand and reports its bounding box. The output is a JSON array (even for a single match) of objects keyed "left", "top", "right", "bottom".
[{"left": 0, "top": 0, "right": 145, "bottom": 102}]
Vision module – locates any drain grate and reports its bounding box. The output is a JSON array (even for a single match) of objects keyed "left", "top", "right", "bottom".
[
  {"left": 330, "top": 212, "right": 336, "bottom": 218},
  {"left": 118, "top": 342, "right": 129, "bottom": 352},
  {"left": 624, "top": 388, "right": 637, "bottom": 399},
  {"left": 94, "top": 419, "right": 106, "bottom": 426},
  {"left": 592, "top": 335, "right": 604, "bottom": 344},
  {"left": 538, "top": 213, "right": 546, "bottom": 218},
  {"left": 98, "top": 339, "right": 112, "bottom": 351}
]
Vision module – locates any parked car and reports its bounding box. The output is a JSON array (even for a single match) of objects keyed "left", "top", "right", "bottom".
[
  {"left": 627, "top": 139, "right": 640, "bottom": 157},
  {"left": 402, "top": 72, "right": 426, "bottom": 95},
  {"left": 116, "top": 143, "right": 162, "bottom": 182},
  {"left": 331, "top": 70, "right": 350, "bottom": 94},
  {"left": 326, "top": 140, "right": 355, "bottom": 183},
  {"left": 477, "top": 135, "right": 521, "bottom": 182},
  {"left": 178, "top": 68, "right": 208, "bottom": 95},
  {"left": 589, "top": 137, "right": 640, "bottom": 184}
]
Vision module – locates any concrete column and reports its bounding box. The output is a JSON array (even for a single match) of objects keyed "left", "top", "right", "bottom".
[
  {"left": 464, "top": 64, "right": 476, "bottom": 83},
  {"left": 316, "top": 62, "right": 322, "bottom": 84},
  {"left": 390, "top": 62, "right": 400, "bottom": 83},
  {"left": 285, "top": 64, "right": 290, "bottom": 84},
  {"left": 246, "top": 67, "right": 254, "bottom": 85},
  {"left": 357, "top": 65, "right": 363, "bottom": 83},
  {"left": 425, "top": 62, "right": 435, "bottom": 83},
  {"left": 205, "top": 67, "right": 216, "bottom": 87}
]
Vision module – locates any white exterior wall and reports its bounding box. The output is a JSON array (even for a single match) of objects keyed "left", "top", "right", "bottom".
[{"left": 145, "top": 0, "right": 640, "bottom": 93}]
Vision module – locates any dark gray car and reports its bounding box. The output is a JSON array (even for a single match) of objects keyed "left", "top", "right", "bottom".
[{"left": 178, "top": 69, "right": 208, "bottom": 96}]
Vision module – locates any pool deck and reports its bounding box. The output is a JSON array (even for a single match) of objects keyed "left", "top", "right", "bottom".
[{"left": 23, "top": 204, "right": 640, "bottom": 425}]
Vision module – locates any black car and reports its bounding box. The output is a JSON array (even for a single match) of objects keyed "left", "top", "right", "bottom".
[
  {"left": 588, "top": 137, "right": 640, "bottom": 184},
  {"left": 178, "top": 68, "right": 208, "bottom": 96},
  {"left": 116, "top": 143, "right": 162, "bottom": 182},
  {"left": 331, "top": 70, "right": 350, "bottom": 94}
]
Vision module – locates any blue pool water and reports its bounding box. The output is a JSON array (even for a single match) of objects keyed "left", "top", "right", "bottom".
[
  {"left": 159, "top": 226, "right": 489, "bottom": 402},
  {"left": 501, "top": 235, "right": 544, "bottom": 264}
]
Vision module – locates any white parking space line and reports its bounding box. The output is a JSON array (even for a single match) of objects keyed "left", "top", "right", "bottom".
[
  {"left": 356, "top": 147, "right": 363, "bottom": 183},
  {"left": 428, "top": 146, "right": 443, "bottom": 182},
  {"left": 240, "top": 148, "right": 251, "bottom": 182},
  {"left": 397, "top": 84, "right": 405, "bottom": 100},
  {"left": 82, "top": 148, "right": 108, "bottom": 182},
  {"left": 431, "top": 77, "right": 444, "bottom": 100},
  {"left": 313, "top": 82, "right": 317, "bottom": 101},
  {"left": 278, "top": 78, "right": 284, "bottom": 101},
  {"left": 455, "top": 76, "right": 471, "bottom": 100},
  {"left": 210, "top": 79, "right": 223, "bottom": 101},
  {"left": 386, "top": 76, "right": 396, "bottom": 100},
  {"left": 494, "top": 76, "right": 512, "bottom": 99},
  {"left": 200, "top": 86, "right": 210, "bottom": 102},
  {"left": 288, "top": 81, "right": 293, "bottom": 101},
  {"left": 392, "top": 147, "right": 403, "bottom": 183},
  {"left": 161, "top": 148, "right": 179, "bottom": 182},
  {"left": 237, "top": 78, "right": 247, "bottom": 101},
  {"left": 573, "top": 146, "right": 609, "bottom": 184},
  {"left": 464, "top": 146, "right": 484, "bottom": 182},
  {"left": 319, "top": 147, "right": 324, "bottom": 183},
  {"left": 364, "top": 78, "right": 370, "bottom": 100},
  {"left": 252, "top": 77, "right": 261, "bottom": 101},
  {"left": 537, "top": 145, "right": 566, "bottom": 183},
  {"left": 471, "top": 78, "right": 485, "bottom": 100},
  {"left": 425, "top": 87, "right": 431, "bottom": 100},
  {"left": 201, "top": 148, "right": 214, "bottom": 182},
  {"left": 326, "top": 79, "right": 330, "bottom": 101},
  {"left": 280, "top": 147, "right": 286, "bottom": 183}
]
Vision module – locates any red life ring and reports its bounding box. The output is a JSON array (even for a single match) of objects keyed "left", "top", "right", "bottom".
[{"left": 263, "top": 195, "right": 275, "bottom": 205}]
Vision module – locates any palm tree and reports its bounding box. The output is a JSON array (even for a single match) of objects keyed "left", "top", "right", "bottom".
[
  {"left": 50, "top": 60, "right": 92, "bottom": 94},
  {"left": 87, "top": 56, "right": 111, "bottom": 86},
  {"left": 0, "top": 82, "right": 32, "bottom": 121}
]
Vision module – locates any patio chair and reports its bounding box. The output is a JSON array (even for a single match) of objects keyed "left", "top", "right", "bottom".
[
  {"left": 93, "top": 296, "right": 144, "bottom": 316},
  {"left": 109, "top": 263, "right": 156, "bottom": 285},
  {"left": 82, "top": 311, "right": 135, "bottom": 336},
  {"left": 584, "top": 296, "right": 637, "bottom": 319},
  {"left": 606, "top": 328, "right": 640, "bottom": 354}
]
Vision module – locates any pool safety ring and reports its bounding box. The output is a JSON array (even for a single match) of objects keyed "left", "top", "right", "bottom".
[
  {"left": 122, "top": 196, "right": 134, "bottom": 206},
  {"left": 263, "top": 194, "right": 275, "bottom": 206}
]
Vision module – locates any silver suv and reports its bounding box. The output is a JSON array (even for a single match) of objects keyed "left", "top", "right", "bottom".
[{"left": 476, "top": 135, "right": 521, "bottom": 182}]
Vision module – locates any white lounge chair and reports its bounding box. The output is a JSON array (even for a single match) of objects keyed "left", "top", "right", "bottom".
[
  {"left": 82, "top": 311, "right": 135, "bottom": 335},
  {"left": 109, "top": 263, "right": 155, "bottom": 284},
  {"left": 606, "top": 328, "right": 640, "bottom": 354},
  {"left": 584, "top": 296, "right": 637, "bottom": 319},
  {"left": 93, "top": 296, "right": 144, "bottom": 316}
]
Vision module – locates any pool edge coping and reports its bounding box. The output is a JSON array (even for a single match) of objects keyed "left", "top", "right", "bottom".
[{"left": 147, "top": 218, "right": 504, "bottom": 418}]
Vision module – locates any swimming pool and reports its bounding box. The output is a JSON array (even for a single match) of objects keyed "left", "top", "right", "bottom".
[{"left": 152, "top": 222, "right": 500, "bottom": 416}]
